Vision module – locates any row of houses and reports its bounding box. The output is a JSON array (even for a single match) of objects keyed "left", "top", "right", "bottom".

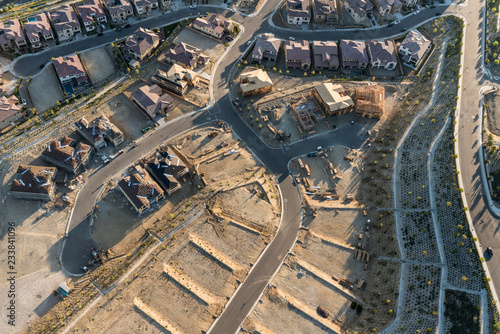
[
  {"left": 0, "top": 0, "right": 170, "bottom": 51},
  {"left": 286, "top": 0, "right": 418, "bottom": 25},
  {"left": 251, "top": 31, "right": 430, "bottom": 71}
]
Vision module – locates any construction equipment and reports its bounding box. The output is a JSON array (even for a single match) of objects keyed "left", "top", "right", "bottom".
[
  {"left": 53, "top": 282, "right": 71, "bottom": 298},
  {"left": 304, "top": 164, "right": 311, "bottom": 176},
  {"left": 208, "top": 130, "right": 219, "bottom": 138}
]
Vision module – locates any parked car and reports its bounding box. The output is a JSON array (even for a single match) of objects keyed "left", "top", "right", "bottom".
[
  {"left": 116, "top": 27, "right": 122, "bottom": 32},
  {"left": 430, "top": 5, "right": 436, "bottom": 8},
  {"left": 22, "top": 99, "right": 26, "bottom": 105},
  {"left": 413, "top": 9, "right": 420, "bottom": 14},
  {"left": 124, "top": 23, "right": 131, "bottom": 28},
  {"left": 394, "top": 20, "right": 401, "bottom": 24},
  {"left": 141, "top": 126, "right": 151, "bottom": 134},
  {"left": 401, "top": 28, "right": 407, "bottom": 32},
  {"left": 97, "top": 32, "right": 103, "bottom": 36},
  {"left": 247, "top": 40, "right": 252, "bottom": 46},
  {"left": 39, "top": 64, "right": 45, "bottom": 69},
  {"left": 289, "top": 36, "right": 295, "bottom": 41},
  {"left": 189, "top": 5, "right": 196, "bottom": 8},
  {"left": 435, "top": 12, "right": 442, "bottom": 16},
  {"left": 487, "top": 247, "right": 493, "bottom": 256},
  {"left": 387, "top": 23, "right": 395, "bottom": 27}
]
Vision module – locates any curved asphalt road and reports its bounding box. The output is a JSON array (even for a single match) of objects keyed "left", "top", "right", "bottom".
[{"left": 12, "top": 1, "right": 491, "bottom": 333}]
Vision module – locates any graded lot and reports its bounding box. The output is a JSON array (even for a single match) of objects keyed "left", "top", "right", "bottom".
[
  {"left": 27, "top": 65, "right": 64, "bottom": 112},
  {"left": 79, "top": 46, "right": 117, "bottom": 84}
]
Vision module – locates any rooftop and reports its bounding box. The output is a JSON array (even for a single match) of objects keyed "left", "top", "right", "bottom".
[
  {"left": 315, "top": 82, "right": 353, "bottom": 112},
  {"left": 340, "top": 39, "right": 368, "bottom": 63},
  {"left": 400, "top": 29, "right": 431, "bottom": 62},
  {"left": 285, "top": 39, "right": 311, "bottom": 64},
  {"left": 367, "top": 40, "right": 397, "bottom": 64},
  {"left": 164, "top": 42, "right": 209, "bottom": 68},
  {"left": 10, "top": 165, "right": 57, "bottom": 195},
  {"left": 313, "top": 40, "right": 339, "bottom": 67},
  {"left": 251, "top": 33, "right": 282, "bottom": 61},
  {"left": 0, "top": 95, "right": 21, "bottom": 124},
  {"left": 24, "top": 13, "right": 53, "bottom": 40},
  {"left": 0, "top": 19, "right": 25, "bottom": 45},
  {"left": 74, "top": 115, "right": 123, "bottom": 144},
  {"left": 52, "top": 54, "right": 86, "bottom": 79},
  {"left": 42, "top": 137, "right": 91, "bottom": 169},
  {"left": 118, "top": 165, "right": 164, "bottom": 209},
  {"left": 125, "top": 27, "right": 159, "bottom": 57},
  {"left": 49, "top": 5, "right": 80, "bottom": 31},
  {"left": 240, "top": 69, "right": 273, "bottom": 94},
  {"left": 132, "top": 84, "right": 174, "bottom": 116},
  {"left": 287, "top": 0, "right": 311, "bottom": 18}
]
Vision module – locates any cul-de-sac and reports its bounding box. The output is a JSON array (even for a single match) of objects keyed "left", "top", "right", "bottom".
[{"left": 0, "top": 0, "right": 499, "bottom": 332}]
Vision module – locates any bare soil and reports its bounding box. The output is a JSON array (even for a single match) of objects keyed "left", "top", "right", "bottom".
[
  {"left": 484, "top": 89, "right": 500, "bottom": 138},
  {"left": 79, "top": 46, "right": 117, "bottom": 84},
  {"left": 28, "top": 65, "right": 64, "bottom": 112}
]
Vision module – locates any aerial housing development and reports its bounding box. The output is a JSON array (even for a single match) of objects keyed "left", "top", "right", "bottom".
[{"left": 0, "top": 1, "right": 498, "bottom": 334}]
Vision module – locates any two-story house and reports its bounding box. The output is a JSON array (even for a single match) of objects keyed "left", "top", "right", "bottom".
[
  {"left": 0, "top": 96, "right": 22, "bottom": 131},
  {"left": 49, "top": 5, "right": 82, "bottom": 41},
  {"left": 312, "top": 0, "right": 338, "bottom": 23},
  {"left": 0, "top": 20, "right": 27, "bottom": 52},
  {"left": 76, "top": 0, "right": 107, "bottom": 33},
  {"left": 9, "top": 165, "right": 57, "bottom": 201},
  {"left": 131, "top": 0, "right": 158, "bottom": 15},
  {"left": 42, "top": 137, "right": 92, "bottom": 174},
  {"left": 102, "top": 0, "right": 134, "bottom": 22},
  {"left": 251, "top": 33, "right": 282, "bottom": 64},
  {"left": 340, "top": 39, "right": 368, "bottom": 70},
  {"left": 151, "top": 65, "right": 199, "bottom": 96},
  {"left": 285, "top": 40, "right": 311, "bottom": 70},
  {"left": 132, "top": 84, "right": 174, "bottom": 119},
  {"left": 24, "top": 13, "right": 54, "bottom": 49},
  {"left": 52, "top": 54, "right": 89, "bottom": 86},
  {"left": 118, "top": 165, "right": 165, "bottom": 214},
  {"left": 287, "top": 0, "right": 311, "bottom": 25},
  {"left": 367, "top": 40, "right": 397, "bottom": 70},
  {"left": 164, "top": 42, "right": 209, "bottom": 69},
  {"left": 124, "top": 27, "right": 159, "bottom": 60},
  {"left": 74, "top": 115, "right": 124, "bottom": 149},
  {"left": 312, "top": 40, "right": 339, "bottom": 70},
  {"left": 398, "top": 29, "right": 431, "bottom": 68},
  {"left": 342, "top": 0, "right": 373, "bottom": 22},
  {"left": 193, "top": 13, "right": 234, "bottom": 39}
]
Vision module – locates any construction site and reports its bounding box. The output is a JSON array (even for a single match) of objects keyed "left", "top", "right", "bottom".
[{"left": 25, "top": 124, "right": 283, "bottom": 334}]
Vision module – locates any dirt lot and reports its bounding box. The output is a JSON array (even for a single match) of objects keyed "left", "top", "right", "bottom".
[
  {"left": 64, "top": 125, "right": 281, "bottom": 334},
  {"left": 232, "top": 67, "right": 405, "bottom": 146},
  {"left": 79, "top": 46, "right": 117, "bottom": 84},
  {"left": 99, "top": 92, "right": 153, "bottom": 141},
  {"left": 28, "top": 65, "right": 64, "bottom": 112},
  {"left": 290, "top": 146, "right": 364, "bottom": 206},
  {"left": 174, "top": 27, "right": 226, "bottom": 64},
  {"left": 484, "top": 89, "right": 500, "bottom": 138}
]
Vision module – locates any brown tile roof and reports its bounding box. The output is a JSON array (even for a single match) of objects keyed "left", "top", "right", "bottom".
[
  {"left": 132, "top": 84, "right": 174, "bottom": 116},
  {"left": 0, "top": 95, "right": 21, "bottom": 124},
  {"left": 340, "top": 39, "right": 368, "bottom": 64},
  {"left": 285, "top": 40, "right": 311, "bottom": 64},
  {"left": 74, "top": 115, "right": 123, "bottom": 144},
  {"left": 344, "top": 0, "right": 373, "bottom": 18},
  {"left": 147, "top": 147, "right": 188, "bottom": 192},
  {"left": 400, "top": 29, "right": 431, "bottom": 63},
  {"left": 193, "top": 13, "right": 234, "bottom": 36},
  {"left": 0, "top": 19, "right": 26, "bottom": 45},
  {"left": 251, "top": 33, "right": 282, "bottom": 61},
  {"left": 42, "top": 137, "right": 91, "bottom": 169},
  {"left": 52, "top": 55, "right": 86, "bottom": 79},
  {"left": 77, "top": 0, "right": 106, "bottom": 23},
  {"left": 24, "top": 13, "right": 53, "bottom": 41},
  {"left": 164, "top": 42, "right": 209, "bottom": 68},
  {"left": 313, "top": 0, "right": 338, "bottom": 17},
  {"left": 10, "top": 165, "right": 56, "bottom": 195},
  {"left": 118, "top": 166, "right": 164, "bottom": 209},
  {"left": 287, "top": 0, "right": 311, "bottom": 18},
  {"left": 125, "top": 27, "right": 159, "bottom": 57},
  {"left": 313, "top": 40, "right": 339, "bottom": 67},
  {"left": 49, "top": 5, "right": 80, "bottom": 32},
  {"left": 104, "top": 0, "right": 133, "bottom": 15},
  {"left": 367, "top": 40, "right": 397, "bottom": 64}
]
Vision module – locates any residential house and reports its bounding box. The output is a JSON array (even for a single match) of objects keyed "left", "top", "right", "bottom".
[
  {"left": 159, "top": 0, "right": 171, "bottom": 10},
  {"left": 367, "top": 40, "right": 397, "bottom": 70},
  {"left": 53, "top": 55, "right": 89, "bottom": 86},
  {"left": 398, "top": 29, "right": 431, "bottom": 68},
  {"left": 0, "top": 20, "right": 26, "bottom": 51},
  {"left": 287, "top": 0, "right": 311, "bottom": 25},
  {"left": 42, "top": 137, "right": 92, "bottom": 174},
  {"left": 118, "top": 165, "right": 165, "bottom": 214},
  {"left": 312, "top": 40, "right": 339, "bottom": 70},
  {"left": 132, "top": 84, "right": 174, "bottom": 119},
  {"left": 151, "top": 64, "right": 199, "bottom": 96},
  {"left": 164, "top": 42, "right": 209, "bottom": 69},
  {"left": 314, "top": 82, "right": 353, "bottom": 115},
  {"left": 340, "top": 39, "right": 368, "bottom": 69},
  {"left": 49, "top": 5, "right": 82, "bottom": 41},
  {"left": 342, "top": 0, "right": 373, "bottom": 22},
  {"left": 400, "top": 0, "right": 417, "bottom": 6},
  {"left": 371, "top": 0, "right": 402, "bottom": 16},
  {"left": 250, "top": 33, "right": 281, "bottom": 64},
  {"left": 240, "top": 69, "right": 273, "bottom": 97},
  {"left": 74, "top": 115, "right": 124, "bottom": 149},
  {"left": 193, "top": 13, "right": 234, "bottom": 39},
  {"left": 9, "top": 165, "right": 57, "bottom": 201},
  {"left": 145, "top": 146, "right": 188, "bottom": 195},
  {"left": 124, "top": 27, "right": 159, "bottom": 61},
  {"left": 131, "top": 0, "right": 158, "bottom": 15},
  {"left": 0, "top": 96, "right": 22, "bottom": 131},
  {"left": 355, "top": 84, "right": 385, "bottom": 118},
  {"left": 76, "top": 0, "right": 107, "bottom": 33},
  {"left": 285, "top": 40, "right": 311, "bottom": 70},
  {"left": 102, "top": 0, "right": 134, "bottom": 22},
  {"left": 312, "top": 0, "right": 338, "bottom": 23},
  {"left": 24, "top": 14, "right": 54, "bottom": 49}
]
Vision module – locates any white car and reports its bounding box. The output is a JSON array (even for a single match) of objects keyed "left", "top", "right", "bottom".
[
  {"left": 247, "top": 40, "right": 252, "bottom": 46},
  {"left": 394, "top": 20, "right": 401, "bottom": 24},
  {"left": 413, "top": 9, "right": 420, "bottom": 14},
  {"left": 189, "top": 5, "right": 196, "bottom": 8},
  {"left": 289, "top": 36, "right": 295, "bottom": 41},
  {"left": 22, "top": 99, "right": 26, "bottom": 105}
]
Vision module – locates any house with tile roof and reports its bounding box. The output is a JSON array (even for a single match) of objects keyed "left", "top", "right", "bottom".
[
  {"left": 312, "top": 0, "right": 338, "bottom": 23},
  {"left": 24, "top": 13, "right": 54, "bottom": 49},
  {"left": 74, "top": 115, "right": 124, "bottom": 149},
  {"left": 75, "top": 0, "right": 107, "bottom": 33},
  {"left": 124, "top": 27, "right": 159, "bottom": 61},
  {"left": 193, "top": 13, "right": 234, "bottom": 39},
  {"left": 132, "top": 84, "right": 174, "bottom": 119},
  {"left": 342, "top": 0, "right": 373, "bottom": 23},
  {"left": 164, "top": 42, "right": 209, "bottom": 69},
  {"left": 102, "top": 0, "right": 134, "bottom": 22},
  {"left": 398, "top": 29, "right": 431, "bottom": 68},
  {"left": 285, "top": 40, "right": 311, "bottom": 70},
  {"left": 340, "top": 39, "right": 368, "bottom": 69},
  {"left": 367, "top": 40, "right": 397, "bottom": 70},
  {"left": 9, "top": 165, "right": 57, "bottom": 201},
  {"left": 49, "top": 5, "right": 82, "bottom": 41},
  {"left": 312, "top": 40, "right": 339, "bottom": 70},
  {"left": 42, "top": 137, "right": 92, "bottom": 174},
  {"left": 118, "top": 165, "right": 165, "bottom": 214},
  {"left": 0, "top": 96, "right": 22, "bottom": 131},
  {"left": 145, "top": 146, "right": 188, "bottom": 195},
  {"left": 53, "top": 55, "right": 89, "bottom": 86},
  {"left": 371, "top": 0, "right": 402, "bottom": 16},
  {"left": 151, "top": 64, "right": 199, "bottom": 96},
  {"left": 314, "top": 82, "right": 353, "bottom": 115},
  {"left": 251, "top": 33, "right": 282, "bottom": 64},
  {"left": 131, "top": 0, "right": 158, "bottom": 15},
  {"left": 240, "top": 69, "right": 273, "bottom": 97},
  {"left": 0, "top": 20, "right": 26, "bottom": 52},
  {"left": 287, "top": 0, "right": 311, "bottom": 25}
]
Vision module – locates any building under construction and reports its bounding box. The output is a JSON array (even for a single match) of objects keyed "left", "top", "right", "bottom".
[
  {"left": 354, "top": 85, "right": 385, "bottom": 118},
  {"left": 291, "top": 91, "right": 325, "bottom": 130}
]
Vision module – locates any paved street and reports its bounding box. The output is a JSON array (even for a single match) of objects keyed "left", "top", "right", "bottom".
[{"left": 16, "top": 0, "right": 499, "bottom": 332}]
